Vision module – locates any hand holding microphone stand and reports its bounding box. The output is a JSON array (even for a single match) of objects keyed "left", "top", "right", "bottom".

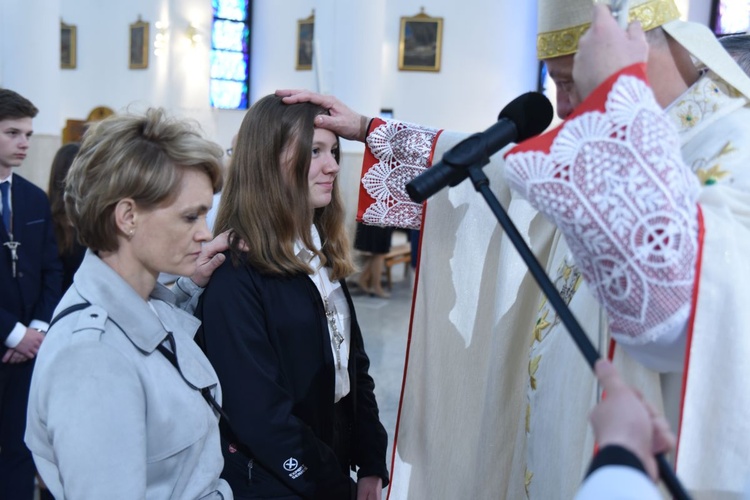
[{"left": 406, "top": 92, "right": 691, "bottom": 500}]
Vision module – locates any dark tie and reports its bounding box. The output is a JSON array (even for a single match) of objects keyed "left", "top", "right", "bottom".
[{"left": 0, "top": 181, "right": 10, "bottom": 233}]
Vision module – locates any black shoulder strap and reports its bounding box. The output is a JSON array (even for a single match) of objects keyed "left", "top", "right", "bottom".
[
  {"left": 48, "top": 302, "right": 92, "bottom": 330},
  {"left": 156, "top": 334, "right": 256, "bottom": 461},
  {"left": 48, "top": 300, "right": 266, "bottom": 483}
]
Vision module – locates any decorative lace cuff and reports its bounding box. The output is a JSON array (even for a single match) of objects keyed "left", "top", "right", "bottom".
[
  {"left": 357, "top": 118, "right": 442, "bottom": 229},
  {"left": 505, "top": 64, "right": 701, "bottom": 343}
]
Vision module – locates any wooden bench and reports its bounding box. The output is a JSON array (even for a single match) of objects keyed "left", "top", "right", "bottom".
[{"left": 383, "top": 244, "right": 412, "bottom": 290}]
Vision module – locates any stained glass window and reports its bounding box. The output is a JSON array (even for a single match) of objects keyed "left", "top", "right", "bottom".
[{"left": 211, "top": 0, "right": 251, "bottom": 109}]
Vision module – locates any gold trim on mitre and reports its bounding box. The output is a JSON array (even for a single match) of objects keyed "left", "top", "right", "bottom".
[{"left": 537, "top": 0, "right": 681, "bottom": 60}]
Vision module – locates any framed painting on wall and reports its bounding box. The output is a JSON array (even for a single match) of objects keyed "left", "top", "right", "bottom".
[
  {"left": 129, "top": 17, "right": 149, "bottom": 69},
  {"left": 398, "top": 9, "right": 443, "bottom": 72},
  {"left": 296, "top": 12, "right": 314, "bottom": 70},
  {"left": 61, "top": 21, "right": 77, "bottom": 69}
]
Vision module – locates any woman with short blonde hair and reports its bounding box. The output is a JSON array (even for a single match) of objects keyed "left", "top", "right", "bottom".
[
  {"left": 25, "top": 108, "right": 232, "bottom": 499},
  {"left": 65, "top": 109, "right": 223, "bottom": 252}
]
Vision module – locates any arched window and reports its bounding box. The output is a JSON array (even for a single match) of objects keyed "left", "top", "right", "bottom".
[{"left": 211, "top": 0, "right": 251, "bottom": 109}]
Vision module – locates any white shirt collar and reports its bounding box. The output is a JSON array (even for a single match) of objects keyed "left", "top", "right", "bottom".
[{"left": 294, "top": 224, "right": 322, "bottom": 268}]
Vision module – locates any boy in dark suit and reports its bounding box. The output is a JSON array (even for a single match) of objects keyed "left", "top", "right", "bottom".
[{"left": 0, "top": 89, "right": 62, "bottom": 499}]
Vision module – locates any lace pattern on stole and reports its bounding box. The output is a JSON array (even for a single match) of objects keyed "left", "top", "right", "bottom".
[
  {"left": 505, "top": 75, "right": 701, "bottom": 342},
  {"left": 361, "top": 120, "right": 439, "bottom": 229}
]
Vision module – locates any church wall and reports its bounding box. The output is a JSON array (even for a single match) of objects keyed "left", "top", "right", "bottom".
[
  {"left": 0, "top": 0, "right": 716, "bottom": 195},
  {"left": 380, "top": 2, "right": 538, "bottom": 134}
]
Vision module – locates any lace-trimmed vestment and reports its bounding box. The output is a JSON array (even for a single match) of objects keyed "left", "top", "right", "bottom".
[{"left": 357, "top": 63, "right": 750, "bottom": 499}]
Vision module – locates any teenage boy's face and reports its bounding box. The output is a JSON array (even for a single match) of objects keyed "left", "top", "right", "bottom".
[{"left": 0, "top": 117, "right": 33, "bottom": 172}]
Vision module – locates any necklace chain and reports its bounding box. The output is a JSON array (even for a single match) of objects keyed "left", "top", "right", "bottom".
[{"left": 318, "top": 271, "right": 345, "bottom": 370}]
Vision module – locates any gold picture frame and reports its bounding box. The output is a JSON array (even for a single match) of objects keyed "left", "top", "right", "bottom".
[
  {"left": 398, "top": 10, "right": 443, "bottom": 72},
  {"left": 61, "top": 21, "right": 77, "bottom": 69},
  {"left": 129, "top": 17, "right": 149, "bottom": 69},
  {"left": 296, "top": 12, "right": 314, "bottom": 70}
]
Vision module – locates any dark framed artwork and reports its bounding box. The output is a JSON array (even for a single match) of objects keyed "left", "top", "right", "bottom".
[
  {"left": 398, "top": 10, "right": 443, "bottom": 72},
  {"left": 380, "top": 108, "right": 394, "bottom": 120},
  {"left": 61, "top": 21, "right": 77, "bottom": 69},
  {"left": 296, "top": 12, "right": 314, "bottom": 70},
  {"left": 129, "top": 18, "right": 149, "bottom": 69}
]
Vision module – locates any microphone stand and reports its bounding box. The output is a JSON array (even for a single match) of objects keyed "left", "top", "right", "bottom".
[{"left": 429, "top": 159, "right": 691, "bottom": 500}]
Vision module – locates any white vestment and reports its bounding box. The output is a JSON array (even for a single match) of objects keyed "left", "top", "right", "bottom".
[{"left": 358, "top": 68, "right": 750, "bottom": 499}]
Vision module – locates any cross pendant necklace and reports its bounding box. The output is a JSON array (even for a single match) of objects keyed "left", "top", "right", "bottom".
[
  {"left": 2, "top": 185, "right": 19, "bottom": 278},
  {"left": 318, "top": 272, "right": 345, "bottom": 370},
  {"left": 323, "top": 296, "right": 345, "bottom": 369},
  {"left": 3, "top": 233, "right": 20, "bottom": 278}
]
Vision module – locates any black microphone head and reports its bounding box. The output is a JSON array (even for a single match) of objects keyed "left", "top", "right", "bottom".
[{"left": 498, "top": 92, "right": 553, "bottom": 142}]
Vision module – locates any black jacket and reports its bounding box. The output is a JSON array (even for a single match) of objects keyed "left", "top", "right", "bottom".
[
  {"left": 0, "top": 174, "right": 62, "bottom": 349},
  {"left": 196, "top": 255, "right": 388, "bottom": 499}
]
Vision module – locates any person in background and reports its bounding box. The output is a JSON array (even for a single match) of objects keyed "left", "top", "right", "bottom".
[
  {"left": 0, "top": 88, "right": 62, "bottom": 500},
  {"left": 24, "top": 108, "right": 232, "bottom": 499},
  {"left": 719, "top": 34, "right": 750, "bottom": 76},
  {"left": 575, "top": 360, "right": 675, "bottom": 500},
  {"left": 207, "top": 133, "right": 237, "bottom": 234},
  {"left": 354, "top": 222, "right": 393, "bottom": 298},
  {"left": 47, "top": 142, "right": 84, "bottom": 294},
  {"left": 197, "top": 95, "right": 389, "bottom": 500}
]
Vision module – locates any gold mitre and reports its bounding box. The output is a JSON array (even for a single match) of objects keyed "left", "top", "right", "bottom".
[{"left": 537, "top": 0, "right": 680, "bottom": 60}]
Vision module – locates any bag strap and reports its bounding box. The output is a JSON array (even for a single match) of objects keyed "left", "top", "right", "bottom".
[
  {"left": 50, "top": 301, "right": 243, "bottom": 447},
  {"left": 48, "top": 301, "right": 270, "bottom": 485},
  {"left": 53, "top": 301, "right": 252, "bottom": 457},
  {"left": 48, "top": 302, "right": 92, "bottom": 329},
  {"left": 155, "top": 334, "right": 238, "bottom": 435}
]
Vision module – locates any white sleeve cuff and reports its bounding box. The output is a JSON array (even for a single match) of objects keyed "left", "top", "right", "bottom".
[
  {"left": 575, "top": 466, "right": 660, "bottom": 500},
  {"left": 617, "top": 322, "right": 687, "bottom": 373},
  {"left": 29, "top": 319, "right": 50, "bottom": 333},
  {"left": 4, "top": 322, "right": 28, "bottom": 348}
]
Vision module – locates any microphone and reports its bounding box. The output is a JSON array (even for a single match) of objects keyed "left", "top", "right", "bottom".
[{"left": 406, "top": 92, "right": 554, "bottom": 203}]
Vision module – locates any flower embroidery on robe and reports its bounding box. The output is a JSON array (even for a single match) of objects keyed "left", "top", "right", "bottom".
[{"left": 693, "top": 142, "right": 734, "bottom": 186}]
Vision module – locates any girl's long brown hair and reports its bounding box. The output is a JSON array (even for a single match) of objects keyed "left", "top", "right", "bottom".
[{"left": 215, "top": 95, "right": 354, "bottom": 280}]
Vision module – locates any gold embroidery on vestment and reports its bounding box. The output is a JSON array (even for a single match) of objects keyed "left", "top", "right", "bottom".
[
  {"left": 525, "top": 403, "right": 531, "bottom": 434},
  {"left": 536, "top": 0, "right": 679, "bottom": 58},
  {"left": 529, "top": 355, "right": 542, "bottom": 391},
  {"left": 525, "top": 468, "right": 533, "bottom": 498},
  {"left": 697, "top": 164, "right": 731, "bottom": 185},
  {"left": 533, "top": 310, "right": 551, "bottom": 344}
]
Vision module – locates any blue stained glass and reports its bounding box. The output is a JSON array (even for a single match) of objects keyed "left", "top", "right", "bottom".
[
  {"left": 211, "top": 0, "right": 251, "bottom": 109},
  {"left": 211, "top": 80, "right": 248, "bottom": 109},
  {"left": 212, "top": 20, "right": 248, "bottom": 52},
  {"left": 213, "top": 0, "right": 247, "bottom": 21},
  {"left": 211, "top": 50, "right": 248, "bottom": 80}
]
